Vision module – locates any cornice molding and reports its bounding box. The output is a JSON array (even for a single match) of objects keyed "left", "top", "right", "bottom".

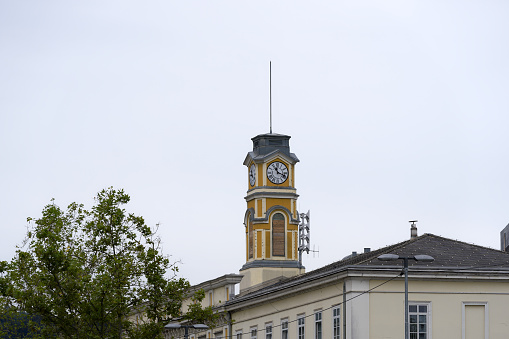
[
  {"left": 245, "top": 190, "right": 299, "bottom": 201},
  {"left": 240, "top": 260, "right": 303, "bottom": 271}
]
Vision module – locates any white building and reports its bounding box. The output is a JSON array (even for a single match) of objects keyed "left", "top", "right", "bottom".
[{"left": 165, "top": 132, "right": 509, "bottom": 339}]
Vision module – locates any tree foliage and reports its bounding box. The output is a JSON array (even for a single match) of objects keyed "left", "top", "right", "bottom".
[{"left": 1, "top": 188, "right": 215, "bottom": 339}]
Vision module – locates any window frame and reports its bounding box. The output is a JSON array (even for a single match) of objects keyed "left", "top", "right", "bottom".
[
  {"left": 314, "top": 311, "right": 322, "bottom": 339},
  {"left": 332, "top": 306, "right": 340, "bottom": 339},
  {"left": 298, "top": 314, "right": 305, "bottom": 339},
  {"left": 281, "top": 318, "right": 289, "bottom": 339},
  {"left": 271, "top": 212, "right": 286, "bottom": 257},
  {"left": 250, "top": 327, "right": 258, "bottom": 339},
  {"left": 265, "top": 323, "right": 273, "bottom": 339},
  {"left": 408, "top": 302, "right": 432, "bottom": 339}
]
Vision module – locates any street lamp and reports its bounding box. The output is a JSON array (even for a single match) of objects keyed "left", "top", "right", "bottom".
[
  {"left": 165, "top": 323, "right": 209, "bottom": 339},
  {"left": 377, "top": 254, "right": 434, "bottom": 339}
]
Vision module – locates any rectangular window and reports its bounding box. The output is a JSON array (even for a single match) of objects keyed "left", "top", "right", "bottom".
[
  {"left": 281, "top": 319, "right": 288, "bottom": 339},
  {"left": 298, "top": 315, "right": 305, "bottom": 339},
  {"left": 315, "top": 312, "right": 322, "bottom": 339},
  {"left": 409, "top": 303, "right": 430, "bottom": 339},
  {"left": 251, "top": 327, "right": 257, "bottom": 339},
  {"left": 266, "top": 324, "right": 272, "bottom": 339},
  {"left": 332, "top": 307, "right": 340, "bottom": 339},
  {"left": 236, "top": 331, "right": 243, "bottom": 339}
]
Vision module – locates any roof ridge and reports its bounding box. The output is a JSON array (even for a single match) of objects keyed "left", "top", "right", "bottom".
[{"left": 422, "top": 233, "right": 509, "bottom": 255}]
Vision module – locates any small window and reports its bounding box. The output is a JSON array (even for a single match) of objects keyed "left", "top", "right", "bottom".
[
  {"left": 236, "top": 331, "right": 243, "bottom": 339},
  {"left": 332, "top": 307, "right": 340, "bottom": 339},
  {"left": 281, "top": 319, "right": 288, "bottom": 339},
  {"left": 266, "top": 324, "right": 272, "bottom": 339},
  {"left": 298, "top": 315, "right": 305, "bottom": 339},
  {"left": 315, "top": 311, "right": 322, "bottom": 339},
  {"left": 251, "top": 327, "right": 257, "bottom": 339}
]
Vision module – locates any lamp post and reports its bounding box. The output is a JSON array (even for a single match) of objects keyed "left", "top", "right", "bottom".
[
  {"left": 165, "top": 323, "right": 209, "bottom": 339},
  {"left": 377, "top": 254, "right": 434, "bottom": 339}
]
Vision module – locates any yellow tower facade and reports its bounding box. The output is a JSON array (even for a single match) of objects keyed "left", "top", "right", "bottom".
[{"left": 239, "top": 133, "right": 304, "bottom": 292}]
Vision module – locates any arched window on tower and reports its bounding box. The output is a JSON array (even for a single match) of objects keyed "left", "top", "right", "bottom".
[
  {"left": 272, "top": 213, "right": 285, "bottom": 257},
  {"left": 248, "top": 214, "right": 254, "bottom": 259}
]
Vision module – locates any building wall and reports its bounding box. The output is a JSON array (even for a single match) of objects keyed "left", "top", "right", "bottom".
[
  {"left": 226, "top": 277, "right": 509, "bottom": 339},
  {"left": 369, "top": 279, "right": 509, "bottom": 339},
  {"left": 173, "top": 275, "right": 509, "bottom": 339},
  {"left": 231, "top": 279, "right": 346, "bottom": 339}
]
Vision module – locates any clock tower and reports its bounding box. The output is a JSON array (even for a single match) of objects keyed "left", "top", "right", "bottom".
[{"left": 240, "top": 132, "right": 304, "bottom": 292}]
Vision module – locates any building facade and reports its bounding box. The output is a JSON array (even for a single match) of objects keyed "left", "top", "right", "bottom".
[{"left": 165, "top": 132, "right": 509, "bottom": 339}]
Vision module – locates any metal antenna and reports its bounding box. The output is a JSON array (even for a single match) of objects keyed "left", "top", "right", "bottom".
[
  {"left": 298, "top": 210, "right": 311, "bottom": 266},
  {"left": 270, "top": 61, "right": 272, "bottom": 134}
]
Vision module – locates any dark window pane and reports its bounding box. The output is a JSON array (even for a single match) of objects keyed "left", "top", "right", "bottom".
[
  {"left": 410, "top": 324, "right": 417, "bottom": 332},
  {"left": 419, "top": 315, "right": 427, "bottom": 324},
  {"left": 410, "top": 315, "right": 417, "bottom": 323},
  {"left": 419, "top": 305, "right": 427, "bottom": 313},
  {"left": 419, "top": 334, "right": 426, "bottom": 339},
  {"left": 409, "top": 305, "right": 417, "bottom": 312}
]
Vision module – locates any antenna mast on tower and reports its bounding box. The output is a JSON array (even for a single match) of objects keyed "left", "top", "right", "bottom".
[
  {"left": 298, "top": 210, "right": 311, "bottom": 266},
  {"left": 269, "top": 61, "right": 272, "bottom": 134}
]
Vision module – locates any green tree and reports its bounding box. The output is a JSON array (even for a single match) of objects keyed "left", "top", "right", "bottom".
[{"left": 1, "top": 188, "right": 215, "bottom": 339}]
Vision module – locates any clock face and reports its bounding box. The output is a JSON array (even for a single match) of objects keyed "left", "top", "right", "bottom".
[
  {"left": 249, "top": 164, "right": 256, "bottom": 186},
  {"left": 267, "top": 161, "right": 289, "bottom": 184}
]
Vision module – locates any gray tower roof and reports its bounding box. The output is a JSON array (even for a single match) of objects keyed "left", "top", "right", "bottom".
[{"left": 245, "top": 133, "right": 299, "bottom": 164}]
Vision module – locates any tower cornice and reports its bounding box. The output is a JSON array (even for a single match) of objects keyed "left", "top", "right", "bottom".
[
  {"left": 244, "top": 150, "right": 299, "bottom": 167},
  {"left": 244, "top": 189, "right": 298, "bottom": 202}
]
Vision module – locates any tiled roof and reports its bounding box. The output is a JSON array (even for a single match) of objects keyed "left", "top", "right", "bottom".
[
  {"left": 313, "top": 233, "right": 509, "bottom": 272},
  {"left": 231, "top": 234, "right": 509, "bottom": 303}
]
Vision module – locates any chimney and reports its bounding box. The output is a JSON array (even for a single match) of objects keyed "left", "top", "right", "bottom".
[
  {"left": 410, "top": 220, "right": 418, "bottom": 239},
  {"left": 364, "top": 248, "right": 371, "bottom": 253}
]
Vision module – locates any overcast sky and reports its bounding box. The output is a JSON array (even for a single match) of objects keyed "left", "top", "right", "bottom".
[{"left": 1, "top": 1, "right": 508, "bottom": 285}]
